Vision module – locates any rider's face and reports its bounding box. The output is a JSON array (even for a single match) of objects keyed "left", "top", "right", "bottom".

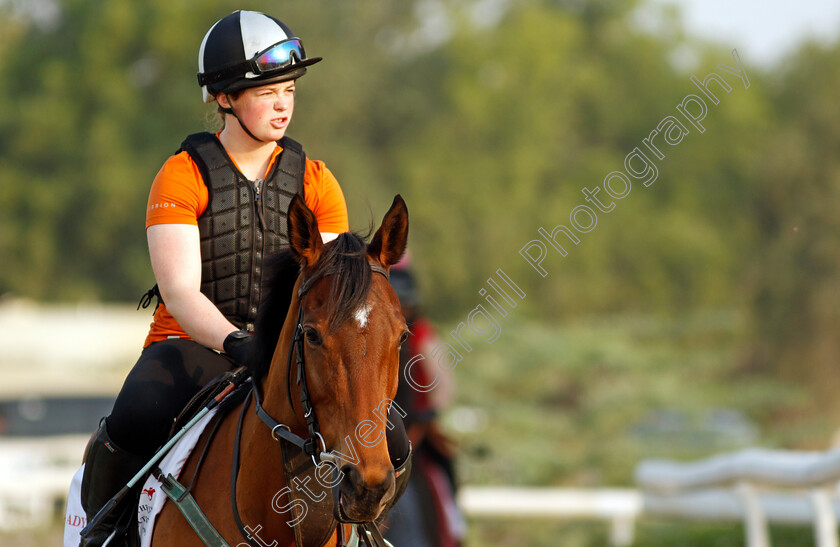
[{"left": 224, "top": 79, "right": 296, "bottom": 141}]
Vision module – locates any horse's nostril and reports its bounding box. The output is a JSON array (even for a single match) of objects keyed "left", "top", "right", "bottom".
[
  {"left": 379, "top": 467, "right": 396, "bottom": 506},
  {"left": 340, "top": 464, "right": 364, "bottom": 496},
  {"left": 339, "top": 464, "right": 358, "bottom": 478}
]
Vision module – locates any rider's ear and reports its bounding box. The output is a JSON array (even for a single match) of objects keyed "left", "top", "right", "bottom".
[
  {"left": 287, "top": 194, "right": 324, "bottom": 268},
  {"left": 368, "top": 195, "right": 408, "bottom": 269}
]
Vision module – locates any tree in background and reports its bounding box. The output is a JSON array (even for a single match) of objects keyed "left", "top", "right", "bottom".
[
  {"left": 0, "top": 0, "right": 767, "bottom": 314},
  {"left": 1, "top": 0, "right": 839, "bottom": 403},
  {"left": 743, "top": 42, "right": 840, "bottom": 401},
  {"left": 0, "top": 0, "right": 423, "bottom": 300},
  {"left": 0, "top": 0, "right": 213, "bottom": 299},
  {"left": 369, "top": 0, "right": 767, "bottom": 318}
]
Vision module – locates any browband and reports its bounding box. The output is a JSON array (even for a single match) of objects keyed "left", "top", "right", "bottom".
[{"left": 297, "top": 262, "right": 389, "bottom": 298}]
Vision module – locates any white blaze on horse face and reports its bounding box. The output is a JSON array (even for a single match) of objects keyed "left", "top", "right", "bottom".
[{"left": 354, "top": 304, "right": 372, "bottom": 329}]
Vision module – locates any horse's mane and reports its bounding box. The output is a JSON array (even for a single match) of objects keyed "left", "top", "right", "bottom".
[{"left": 252, "top": 232, "right": 373, "bottom": 381}]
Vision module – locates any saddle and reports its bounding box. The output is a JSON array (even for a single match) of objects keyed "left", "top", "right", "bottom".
[{"left": 168, "top": 366, "right": 250, "bottom": 439}]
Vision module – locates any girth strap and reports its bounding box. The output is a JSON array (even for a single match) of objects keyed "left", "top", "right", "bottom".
[{"left": 157, "top": 473, "right": 232, "bottom": 547}]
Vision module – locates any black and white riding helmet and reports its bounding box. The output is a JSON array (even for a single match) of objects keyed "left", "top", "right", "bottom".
[{"left": 197, "top": 10, "right": 322, "bottom": 103}]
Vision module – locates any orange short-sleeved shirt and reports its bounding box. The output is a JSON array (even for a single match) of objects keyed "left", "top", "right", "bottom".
[{"left": 143, "top": 140, "right": 349, "bottom": 346}]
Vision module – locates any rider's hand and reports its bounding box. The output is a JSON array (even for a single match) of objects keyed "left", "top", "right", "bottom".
[{"left": 223, "top": 330, "right": 254, "bottom": 366}]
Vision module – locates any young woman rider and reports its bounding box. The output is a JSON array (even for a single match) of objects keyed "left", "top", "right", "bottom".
[{"left": 78, "top": 11, "right": 410, "bottom": 545}]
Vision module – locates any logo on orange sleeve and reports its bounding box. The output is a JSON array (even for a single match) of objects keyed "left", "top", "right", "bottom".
[{"left": 148, "top": 202, "right": 178, "bottom": 211}]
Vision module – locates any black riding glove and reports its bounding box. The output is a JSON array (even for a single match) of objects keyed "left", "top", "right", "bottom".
[{"left": 223, "top": 330, "right": 254, "bottom": 367}]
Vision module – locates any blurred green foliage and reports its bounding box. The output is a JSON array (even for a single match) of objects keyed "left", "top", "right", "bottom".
[
  {"left": 449, "top": 311, "right": 831, "bottom": 545},
  {"left": 450, "top": 311, "right": 814, "bottom": 490},
  {"left": 6, "top": 2, "right": 840, "bottom": 544},
  {"left": 4, "top": 0, "right": 840, "bottom": 414},
  {"left": 0, "top": 0, "right": 766, "bottom": 312},
  {"left": 3, "top": 0, "right": 840, "bottom": 482}
]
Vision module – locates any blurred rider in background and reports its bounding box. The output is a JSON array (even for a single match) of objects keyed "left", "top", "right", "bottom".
[{"left": 383, "top": 254, "right": 465, "bottom": 547}]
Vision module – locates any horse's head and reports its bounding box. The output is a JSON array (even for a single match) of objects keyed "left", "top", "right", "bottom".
[{"left": 285, "top": 194, "right": 409, "bottom": 522}]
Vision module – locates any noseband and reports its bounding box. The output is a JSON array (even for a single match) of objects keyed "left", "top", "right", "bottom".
[{"left": 231, "top": 262, "right": 392, "bottom": 546}]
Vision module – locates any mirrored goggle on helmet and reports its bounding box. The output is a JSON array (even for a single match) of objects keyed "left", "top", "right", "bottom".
[{"left": 198, "top": 39, "right": 318, "bottom": 87}]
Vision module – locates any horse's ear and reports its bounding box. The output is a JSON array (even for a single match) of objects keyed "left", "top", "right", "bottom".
[
  {"left": 368, "top": 195, "right": 409, "bottom": 268},
  {"left": 287, "top": 194, "right": 323, "bottom": 268}
]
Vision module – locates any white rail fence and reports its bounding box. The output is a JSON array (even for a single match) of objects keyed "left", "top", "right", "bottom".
[
  {"left": 636, "top": 446, "right": 840, "bottom": 547},
  {"left": 459, "top": 484, "right": 840, "bottom": 546},
  {"left": 458, "top": 487, "right": 642, "bottom": 545}
]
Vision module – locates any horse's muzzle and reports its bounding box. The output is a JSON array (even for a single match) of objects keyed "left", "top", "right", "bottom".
[{"left": 335, "top": 464, "right": 395, "bottom": 523}]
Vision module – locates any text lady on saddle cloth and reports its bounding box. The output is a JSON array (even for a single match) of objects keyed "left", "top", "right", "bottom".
[{"left": 76, "top": 10, "right": 411, "bottom": 545}]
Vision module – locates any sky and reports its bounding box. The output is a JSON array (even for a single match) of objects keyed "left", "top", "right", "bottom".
[{"left": 653, "top": 0, "right": 840, "bottom": 66}]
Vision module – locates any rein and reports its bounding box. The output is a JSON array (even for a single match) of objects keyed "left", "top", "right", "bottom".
[{"left": 231, "top": 262, "right": 391, "bottom": 547}]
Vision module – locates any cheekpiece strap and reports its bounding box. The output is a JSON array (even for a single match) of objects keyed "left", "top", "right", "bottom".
[{"left": 251, "top": 379, "right": 310, "bottom": 450}]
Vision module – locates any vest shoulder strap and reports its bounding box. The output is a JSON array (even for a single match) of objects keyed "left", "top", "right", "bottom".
[
  {"left": 278, "top": 135, "right": 303, "bottom": 155},
  {"left": 274, "top": 136, "right": 306, "bottom": 195},
  {"left": 179, "top": 132, "right": 228, "bottom": 203}
]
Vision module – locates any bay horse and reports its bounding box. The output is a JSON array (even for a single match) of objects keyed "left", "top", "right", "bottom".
[{"left": 151, "top": 195, "right": 410, "bottom": 546}]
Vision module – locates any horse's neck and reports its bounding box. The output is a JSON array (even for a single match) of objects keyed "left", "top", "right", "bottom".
[
  {"left": 232, "top": 298, "right": 322, "bottom": 544},
  {"left": 239, "top": 295, "right": 309, "bottom": 468},
  {"left": 260, "top": 297, "right": 307, "bottom": 435},
  {"left": 233, "top": 366, "right": 298, "bottom": 534},
  {"left": 230, "top": 397, "right": 297, "bottom": 545}
]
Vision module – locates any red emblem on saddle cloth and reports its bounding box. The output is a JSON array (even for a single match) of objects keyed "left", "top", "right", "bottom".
[{"left": 142, "top": 487, "right": 155, "bottom": 500}]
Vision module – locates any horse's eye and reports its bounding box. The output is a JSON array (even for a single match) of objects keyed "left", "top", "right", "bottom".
[
  {"left": 398, "top": 330, "right": 410, "bottom": 347},
  {"left": 304, "top": 328, "right": 323, "bottom": 346}
]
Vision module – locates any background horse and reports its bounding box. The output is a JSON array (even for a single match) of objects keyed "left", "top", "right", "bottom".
[{"left": 151, "top": 195, "right": 409, "bottom": 546}]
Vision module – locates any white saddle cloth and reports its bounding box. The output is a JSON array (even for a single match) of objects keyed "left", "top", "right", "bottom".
[{"left": 63, "top": 407, "right": 219, "bottom": 547}]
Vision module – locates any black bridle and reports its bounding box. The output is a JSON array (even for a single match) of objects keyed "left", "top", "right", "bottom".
[{"left": 231, "top": 262, "right": 391, "bottom": 547}]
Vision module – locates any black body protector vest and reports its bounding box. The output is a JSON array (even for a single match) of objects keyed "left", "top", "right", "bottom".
[{"left": 181, "top": 132, "right": 305, "bottom": 332}]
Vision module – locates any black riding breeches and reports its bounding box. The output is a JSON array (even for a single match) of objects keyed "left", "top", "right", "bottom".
[
  {"left": 107, "top": 339, "right": 235, "bottom": 455},
  {"left": 106, "top": 339, "right": 411, "bottom": 465}
]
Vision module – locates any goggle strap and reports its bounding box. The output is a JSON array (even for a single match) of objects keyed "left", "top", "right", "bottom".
[
  {"left": 198, "top": 40, "right": 305, "bottom": 87},
  {"left": 198, "top": 60, "right": 256, "bottom": 86}
]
